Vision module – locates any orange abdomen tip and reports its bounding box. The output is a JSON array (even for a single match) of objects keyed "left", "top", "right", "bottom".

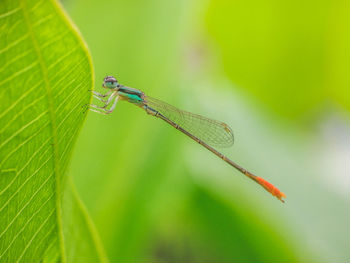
[{"left": 255, "top": 177, "right": 286, "bottom": 203}]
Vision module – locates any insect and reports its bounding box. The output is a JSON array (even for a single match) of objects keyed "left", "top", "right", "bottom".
[{"left": 87, "top": 76, "right": 286, "bottom": 202}]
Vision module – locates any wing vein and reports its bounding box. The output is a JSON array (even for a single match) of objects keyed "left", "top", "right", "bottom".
[{"left": 145, "top": 96, "right": 234, "bottom": 148}]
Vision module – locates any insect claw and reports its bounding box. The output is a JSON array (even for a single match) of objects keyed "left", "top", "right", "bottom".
[{"left": 81, "top": 104, "right": 91, "bottom": 114}]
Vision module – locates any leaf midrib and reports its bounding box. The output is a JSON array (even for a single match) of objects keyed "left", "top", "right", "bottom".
[{"left": 20, "top": 1, "right": 66, "bottom": 261}]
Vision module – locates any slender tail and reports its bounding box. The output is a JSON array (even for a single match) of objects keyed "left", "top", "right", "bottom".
[
  {"left": 244, "top": 170, "right": 286, "bottom": 203},
  {"left": 151, "top": 108, "right": 286, "bottom": 203}
]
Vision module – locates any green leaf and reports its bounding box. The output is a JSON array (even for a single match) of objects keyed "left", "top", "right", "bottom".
[
  {"left": 61, "top": 179, "right": 108, "bottom": 263},
  {"left": 0, "top": 0, "right": 106, "bottom": 261}
]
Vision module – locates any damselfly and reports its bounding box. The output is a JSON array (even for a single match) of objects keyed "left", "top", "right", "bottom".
[{"left": 87, "top": 76, "right": 286, "bottom": 202}]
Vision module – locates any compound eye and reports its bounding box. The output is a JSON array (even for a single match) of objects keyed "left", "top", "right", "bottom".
[{"left": 104, "top": 76, "right": 117, "bottom": 82}]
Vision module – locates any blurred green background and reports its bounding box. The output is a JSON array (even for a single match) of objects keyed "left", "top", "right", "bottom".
[{"left": 64, "top": 0, "right": 350, "bottom": 262}]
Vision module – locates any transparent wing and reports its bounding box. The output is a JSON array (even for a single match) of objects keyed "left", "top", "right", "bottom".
[{"left": 145, "top": 96, "right": 234, "bottom": 148}]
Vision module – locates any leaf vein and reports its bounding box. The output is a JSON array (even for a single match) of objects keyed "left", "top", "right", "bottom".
[
  {"left": 20, "top": 1, "right": 65, "bottom": 259},
  {"left": 0, "top": 110, "right": 49, "bottom": 150},
  {"left": 0, "top": 192, "right": 54, "bottom": 260},
  {"left": 0, "top": 192, "right": 54, "bottom": 240},
  {"left": 0, "top": 76, "right": 43, "bottom": 119},
  {"left": 0, "top": 136, "right": 51, "bottom": 195},
  {"left": 41, "top": 30, "right": 70, "bottom": 49},
  {"left": 33, "top": 224, "right": 56, "bottom": 260},
  {"left": 0, "top": 61, "right": 39, "bottom": 87},
  {"left": 33, "top": 13, "right": 54, "bottom": 27},
  {"left": 0, "top": 34, "right": 29, "bottom": 55},
  {"left": 0, "top": 49, "right": 32, "bottom": 74},
  {"left": 56, "top": 90, "right": 85, "bottom": 130},
  {"left": 0, "top": 94, "right": 46, "bottom": 135},
  {"left": 55, "top": 82, "right": 84, "bottom": 114},
  {"left": 0, "top": 155, "right": 53, "bottom": 213},
  {"left": 15, "top": 208, "right": 56, "bottom": 262},
  {"left": 50, "top": 59, "right": 84, "bottom": 89},
  {"left": 0, "top": 7, "right": 20, "bottom": 20},
  {"left": 47, "top": 46, "right": 78, "bottom": 70}
]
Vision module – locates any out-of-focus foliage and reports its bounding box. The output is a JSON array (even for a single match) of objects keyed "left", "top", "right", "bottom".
[
  {"left": 65, "top": 0, "right": 350, "bottom": 263},
  {"left": 0, "top": 0, "right": 106, "bottom": 261},
  {"left": 207, "top": 0, "right": 350, "bottom": 120}
]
